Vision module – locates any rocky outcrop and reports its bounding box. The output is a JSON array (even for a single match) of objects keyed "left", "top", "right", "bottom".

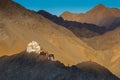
[{"left": 0, "top": 52, "right": 119, "bottom": 80}]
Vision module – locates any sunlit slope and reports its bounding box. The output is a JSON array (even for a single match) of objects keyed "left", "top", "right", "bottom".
[
  {"left": 61, "top": 4, "right": 120, "bottom": 28},
  {"left": 82, "top": 27, "right": 120, "bottom": 77},
  {"left": 0, "top": 0, "right": 95, "bottom": 65},
  {"left": 0, "top": 0, "right": 120, "bottom": 77}
]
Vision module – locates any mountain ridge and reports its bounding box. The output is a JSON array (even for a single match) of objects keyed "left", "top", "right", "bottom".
[
  {"left": 37, "top": 5, "right": 120, "bottom": 77},
  {"left": 0, "top": 0, "right": 120, "bottom": 77},
  {"left": 38, "top": 10, "right": 107, "bottom": 38},
  {"left": 61, "top": 4, "right": 120, "bottom": 29},
  {"left": 0, "top": 51, "right": 119, "bottom": 80},
  {"left": 0, "top": 0, "right": 95, "bottom": 66}
]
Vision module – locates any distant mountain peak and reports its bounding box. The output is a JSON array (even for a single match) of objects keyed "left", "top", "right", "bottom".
[
  {"left": 38, "top": 10, "right": 54, "bottom": 16},
  {"left": 38, "top": 10, "right": 48, "bottom": 14},
  {"left": 93, "top": 4, "right": 107, "bottom": 10},
  {"left": 63, "top": 11, "right": 71, "bottom": 13},
  {"left": 97, "top": 4, "right": 106, "bottom": 8},
  {"left": 62, "top": 11, "right": 72, "bottom": 15}
]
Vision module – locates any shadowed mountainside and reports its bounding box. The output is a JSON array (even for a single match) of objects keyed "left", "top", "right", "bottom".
[
  {"left": 38, "top": 10, "right": 107, "bottom": 38},
  {"left": 61, "top": 4, "right": 120, "bottom": 30},
  {"left": 0, "top": 52, "right": 119, "bottom": 80},
  {"left": 0, "top": 0, "right": 120, "bottom": 77},
  {"left": 82, "top": 26, "right": 120, "bottom": 77},
  {"left": 37, "top": 10, "right": 120, "bottom": 77},
  {"left": 59, "top": 4, "right": 120, "bottom": 77}
]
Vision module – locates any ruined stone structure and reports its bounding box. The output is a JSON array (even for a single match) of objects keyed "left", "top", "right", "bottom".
[
  {"left": 26, "top": 41, "right": 41, "bottom": 54},
  {"left": 26, "top": 41, "right": 55, "bottom": 61}
]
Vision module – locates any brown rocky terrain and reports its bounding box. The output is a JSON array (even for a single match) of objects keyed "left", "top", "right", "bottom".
[
  {"left": 0, "top": 0, "right": 120, "bottom": 78},
  {"left": 81, "top": 26, "right": 120, "bottom": 77},
  {"left": 0, "top": 52, "right": 119, "bottom": 80},
  {"left": 0, "top": 0, "right": 94, "bottom": 65},
  {"left": 38, "top": 10, "right": 107, "bottom": 38},
  {"left": 60, "top": 4, "right": 120, "bottom": 77},
  {"left": 61, "top": 4, "right": 120, "bottom": 29}
]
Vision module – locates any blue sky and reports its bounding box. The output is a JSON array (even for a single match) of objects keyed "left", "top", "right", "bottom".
[{"left": 13, "top": 0, "right": 120, "bottom": 16}]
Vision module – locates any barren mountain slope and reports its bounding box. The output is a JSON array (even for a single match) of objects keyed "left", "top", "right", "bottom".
[
  {"left": 61, "top": 4, "right": 120, "bottom": 29},
  {"left": 82, "top": 26, "right": 120, "bottom": 50},
  {"left": 0, "top": 0, "right": 120, "bottom": 77},
  {"left": 81, "top": 26, "right": 120, "bottom": 77},
  {"left": 60, "top": 4, "right": 120, "bottom": 77},
  {"left": 0, "top": 0, "right": 96, "bottom": 65},
  {"left": 38, "top": 10, "right": 107, "bottom": 38},
  {"left": 0, "top": 52, "right": 119, "bottom": 80}
]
